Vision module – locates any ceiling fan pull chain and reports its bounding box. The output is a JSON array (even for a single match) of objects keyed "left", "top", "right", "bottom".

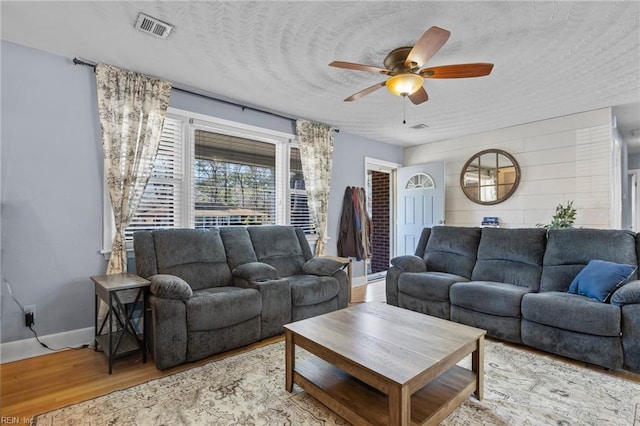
[{"left": 403, "top": 95, "right": 407, "bottom": 124}]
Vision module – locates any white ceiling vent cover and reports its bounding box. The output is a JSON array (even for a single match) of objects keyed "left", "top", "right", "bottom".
[{"left": 135, "top": 13, "right": 173, "bottom": 39}]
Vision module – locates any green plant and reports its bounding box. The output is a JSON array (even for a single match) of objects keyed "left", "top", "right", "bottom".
[{"left": 537, "top": 201, "right": 577, "bottom": 230}]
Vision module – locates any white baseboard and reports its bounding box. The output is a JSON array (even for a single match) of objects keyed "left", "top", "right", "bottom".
[
  {"left": 0, "top": 327, "right": 94, "bottom": 364},
  {"left": 352, "top": 276, "right": 367, "bottom": 287},
  {"left": 353, "top": 274, "right": 387, "bottom": 287}
]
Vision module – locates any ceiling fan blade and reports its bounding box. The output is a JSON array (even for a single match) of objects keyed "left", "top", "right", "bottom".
[
  {"left": 408, "top": 87, "right": 429, "bottom": 105},
  {"left": 329, "top": 61, "right": 391, "bottom": 74},
  {"left": 344, "top": 81, "right": 386, "bottom": 102},
  {"left": 420, "top": 63, "right": 494, "bottom": 78},
  {"left": 405, "top": 26, "right": 451, "bottom": 69}
]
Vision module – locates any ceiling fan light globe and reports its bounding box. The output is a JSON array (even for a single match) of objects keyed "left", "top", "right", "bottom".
[{"left": 386, "top": 74, "right": 423, "bottom": 97}]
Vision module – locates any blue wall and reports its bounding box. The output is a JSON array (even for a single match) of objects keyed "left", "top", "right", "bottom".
[
  {"left": 328, "top": 132, "right": 403, "bottom": 279},
  {"left": 0, "top": 41, "right": 402, "bottom": 344},
  {"left": 1, "top": 41, "right": 106, "bottom": 343}
]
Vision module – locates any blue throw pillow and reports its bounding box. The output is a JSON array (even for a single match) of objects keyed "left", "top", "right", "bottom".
[{"left": 568, "top": 260, "right": 637, "bottom": 303}]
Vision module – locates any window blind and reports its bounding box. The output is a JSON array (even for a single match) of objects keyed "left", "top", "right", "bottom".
[
  {"left": 110, "top": 111, "right": 315, "bottom": 252},
  {"left": 290, "top": 147, "right": 316, "bottom": 234},
  {"left": 124, "top": 116, "right": 184, "bottom": 242}
]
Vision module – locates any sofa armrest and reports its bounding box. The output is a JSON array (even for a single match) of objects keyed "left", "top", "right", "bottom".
[
  {"left": 147, "top": 295, "right": 188, "bottom": 369},
  {"left": 149, "top": 274, "right": 193, "bottom": 300},
  {"left": 303, "top": 257, "right": 344, "bottom": 276},
  {"left": 233, "top": 262, "right": 279, "bottom": 282},
  {"left": 386, "top": 256, "right": 426, "bottom": 306},
  {"left": 390, "top": 255, "right": 427, "bottom": 273},
  {"left": 611, "top": 280, "right": 640, "bottom": 306}
]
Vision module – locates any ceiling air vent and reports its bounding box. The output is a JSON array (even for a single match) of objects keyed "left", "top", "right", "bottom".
[
  {"left": 410, "top": 123, "right": 430, "bottom": 130},
  {"left": 134, "top": 13, "right": 173, "bottom": 39}
]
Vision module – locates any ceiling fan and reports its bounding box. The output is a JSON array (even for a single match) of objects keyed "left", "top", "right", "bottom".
[{"left": 329, "top": 26, "right": 494, "bottom": 105}]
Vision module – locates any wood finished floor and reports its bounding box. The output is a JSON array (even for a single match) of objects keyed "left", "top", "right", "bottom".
[{"left": 1, "top": 280, "right": 638, "bottom": 422}]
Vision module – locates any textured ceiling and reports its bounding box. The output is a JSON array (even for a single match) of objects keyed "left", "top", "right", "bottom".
[{"left": 2, "top": 1, "right": 639, "bottom": 151}]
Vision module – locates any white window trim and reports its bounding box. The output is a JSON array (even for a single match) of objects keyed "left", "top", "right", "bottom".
[
  {"left": 364, "top": 156, "right": 400, "bottom": 267},
  {"left": 102, "top": 107, "right": 306, "bottom": 258}
]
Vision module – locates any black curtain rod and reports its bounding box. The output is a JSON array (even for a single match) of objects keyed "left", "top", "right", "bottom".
[{"left": 72, "top": 57, "right": 339, "bottom": 132}]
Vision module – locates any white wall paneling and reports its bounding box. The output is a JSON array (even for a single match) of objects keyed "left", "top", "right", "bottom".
[{"left": 404, "top": 108, "right": 614, "bottom": 229}]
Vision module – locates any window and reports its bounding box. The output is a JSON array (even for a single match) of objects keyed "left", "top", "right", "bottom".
[
  {"left": 193, "top": 129, "right": 276, "bottom": 229},
  {"left": 124, "top": 115, "right": 184, "bottom": 241},
  {"left": 405, "top": 173, "right": 435, "bottom": 189},
  {"left": 105, "top": 108, "right": 315, "bottom": 252},
  {"left": 290, "top": 147, "right": 316, "bottom": 235}
]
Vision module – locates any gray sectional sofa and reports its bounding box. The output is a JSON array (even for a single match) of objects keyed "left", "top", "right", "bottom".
[
  {"left": 386, "top": 226, "right": 640, "bottom": 373},
  {"left": 134, "top": 225, "right": 349, "bottom": 369}
]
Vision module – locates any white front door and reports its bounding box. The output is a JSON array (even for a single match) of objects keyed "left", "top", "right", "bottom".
[{"left": 396, "top": 162, "right": 445, "bottom": 256}]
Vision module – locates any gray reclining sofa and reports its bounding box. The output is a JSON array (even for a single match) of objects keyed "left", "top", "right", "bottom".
[
  {"left": 134, "top": 225, "right": 349, "bottom": 369},
  {"left": 386, "top": 226, "right": 640, "bottom": 373}
]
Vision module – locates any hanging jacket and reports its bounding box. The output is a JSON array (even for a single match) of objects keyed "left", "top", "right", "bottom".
[
  {"left": 337, "top": 187, "right": 362, "bottom": 259},
  {"left": 352, "top": 187, "right": 365, "bottom": 258}
]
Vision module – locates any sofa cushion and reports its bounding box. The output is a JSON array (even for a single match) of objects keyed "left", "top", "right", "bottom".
[
  {"left": 152, "top": 228, "right": 232, "bottom": 290},
  {"left": 471, "top": 228, "right": 546, "bottom": 290},
  {"left": 398, "top": 272, "right": 468, "bottom": 302},
  {"left": 248, "top": 226, "right": 306, "bottom": 277},
  {"left": 450, "top": 281, "right": 531, "bottom": 317},
  {"left": 149, "top": 274, "right": 193, "bottom": 299},
  {"left": 219, "top": 227, "right": 258, "bottom": 269},
  {"left": 423, "top": 226, "right": 481, "bottom": 279},
  {"left": 541, "top": 228, "right": 637, "bottom": 292},
  {"left": 568, "top": 260, "right": 636, "bottom": 303},
  {"left": 521, "top": 292, "right": 621, "bottom": 336},
  {"left": 186, "top": 287, "right": 261, "bottom": 331},
  {"left": 288, "top": 275, "right": 339, "bottom": 307}
]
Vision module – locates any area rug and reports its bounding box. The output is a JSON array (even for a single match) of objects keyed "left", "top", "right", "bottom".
[{"left": 34, "top": 340, "right": 640, "bottom": 425}]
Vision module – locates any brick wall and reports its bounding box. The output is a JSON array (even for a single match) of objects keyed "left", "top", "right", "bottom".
[{"left": 370, "top": 171, "right": 390, "bottom": 273}]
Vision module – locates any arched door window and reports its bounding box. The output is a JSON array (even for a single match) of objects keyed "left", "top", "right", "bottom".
[{"left": 405, "top": 173, "right": 435, "bottom": 189}]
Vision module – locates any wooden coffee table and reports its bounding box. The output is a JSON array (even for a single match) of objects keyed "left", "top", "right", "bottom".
[{"left": 284, "top": 303, "right": 486, "bottom": 426}]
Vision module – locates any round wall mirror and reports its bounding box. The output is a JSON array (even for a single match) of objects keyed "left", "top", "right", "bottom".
[{"left": 460, "top": 149, "right": 521, "bottom": 205}]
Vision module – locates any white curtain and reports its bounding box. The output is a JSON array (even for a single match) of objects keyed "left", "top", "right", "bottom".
[
  {"left": 295, "top": 120, "right": 335, "bottom": 255},
  {"left": 95, "top": 63, "right": 172, "bottom": 273}
]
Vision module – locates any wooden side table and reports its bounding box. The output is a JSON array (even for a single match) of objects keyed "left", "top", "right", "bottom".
[
  {"left": 91, "top": 273, "right": 150, "bottom": 374},
  {"left": 321, "top": 255, "right": 352, "bottom": 303}
]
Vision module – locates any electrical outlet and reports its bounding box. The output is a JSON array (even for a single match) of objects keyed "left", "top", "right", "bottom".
[{"left": 24, "top": 305, "right": 35, "bottom": 327}]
